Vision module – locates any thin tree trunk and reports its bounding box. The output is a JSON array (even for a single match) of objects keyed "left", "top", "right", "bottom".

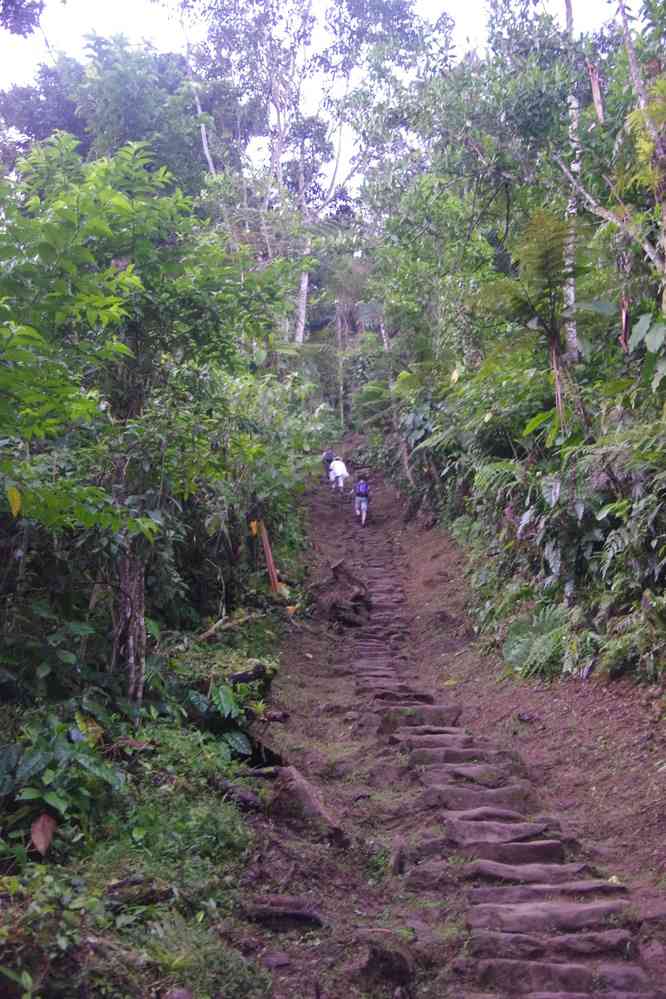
[
  {"left": 335, "top": 301, "right": 345, "bottom": 430},
  {"left": 180, "top": 16, "right": 217, "bottom": 177},
  {"left": 379, "top": 317, "right": 416, "bottom": 488},
  {"left": 294, "top": 241, "right": 311, "bottom": 344},
  {"left": 563, "top": 0, "right": 580, "bottom": 362},
  {"left": 113, "top": 542, "right": 147, "bottom": 705}
]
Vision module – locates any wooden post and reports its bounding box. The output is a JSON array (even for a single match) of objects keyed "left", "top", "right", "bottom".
[{"left": 259, "top": 520, "right": 280, "bottom": 593}]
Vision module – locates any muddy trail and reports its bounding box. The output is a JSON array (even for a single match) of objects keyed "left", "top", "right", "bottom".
[{"left": 230, "top": 468, "right": 666, "bottom": 999}]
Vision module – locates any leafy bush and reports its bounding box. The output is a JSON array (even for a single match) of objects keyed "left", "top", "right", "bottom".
[
  {"left": 502, "top": 605, "right": 568, "bottom": 678},
  {"left": 0, "top": 715, "right": 124, "bottom": 867}
]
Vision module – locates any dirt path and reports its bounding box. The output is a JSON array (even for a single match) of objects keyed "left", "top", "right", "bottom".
[{"left": 231, "top": 470, "right": 666, "bottom": 998}]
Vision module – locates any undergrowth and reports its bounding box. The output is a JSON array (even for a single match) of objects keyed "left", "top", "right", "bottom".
[{"left": 0, "top": 637, "right": 279, "bottom": 997}]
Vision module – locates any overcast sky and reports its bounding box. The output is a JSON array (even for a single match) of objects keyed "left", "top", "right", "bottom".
[{"left": 0, "top": 0, "right": 615, "bottom": 90}]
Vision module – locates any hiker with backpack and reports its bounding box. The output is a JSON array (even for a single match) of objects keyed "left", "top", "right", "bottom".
[
  {"left": 354, "top": 477, "right": 370, "bottom": 526},
  {"left": 321, "top": 447, "right": 335, "bottom": 482},
  {"left": 329, "top": 455, "right": 349, "bottom": 493}
]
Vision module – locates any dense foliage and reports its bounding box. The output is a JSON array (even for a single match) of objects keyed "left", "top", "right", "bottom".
[
  {"left": 349, "top": 0, "right": 666, "bottom": 684},
  {"left": 2, "top": 0, "right": 666, "bottom": 992}
]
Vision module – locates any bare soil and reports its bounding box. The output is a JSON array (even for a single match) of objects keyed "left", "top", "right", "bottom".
[{"left": 224, "top": 466, "right": 666, "bottom": 999}]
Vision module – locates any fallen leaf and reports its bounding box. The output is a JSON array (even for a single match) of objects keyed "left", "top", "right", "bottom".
[{"left": 31, "top": 813, "right": 57, "bottom": 856}]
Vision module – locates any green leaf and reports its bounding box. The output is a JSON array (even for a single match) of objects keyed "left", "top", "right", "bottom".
[
  {"left": 75, "top": 755, "right": 124, "bottom": 790},
  {"left": 16, "top": 787, "right": 43, "bottom": 801},
  {"left": 652, "top": 358, "right": 666, "bottom": 392},
  {"left": 16, "top": 751, "right": 51, "bottom": 782},
  {"left": 223, "top": 730, "right": 252, "bottom": 756},
  {"left": 522, "top": 409, "right": 554, "bottom": 437},
  {"left": 212, "top": 684, "right": 242, "bottom": 720},
  {"left": 43, "top": 791, "right": 68, "bottom": 814},
  {"left": 646, "top": 322, "right": 666, "bottom": 354},
  {"left": 576, "top": 300, "right": 615, "bottom": 317},
  {"left": 66, "top": 622, "right": 96, "bottom": 637},
  {"left": 57, "top": 650, "right": 78, "bottom": 665},
  {"left": 628, "top": 313, "right": 653, "bottom": 352}
]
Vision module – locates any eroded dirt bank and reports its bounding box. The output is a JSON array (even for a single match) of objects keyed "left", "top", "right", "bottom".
[{"left": 226, "top": 468, "right": 666, "bottom": 999}]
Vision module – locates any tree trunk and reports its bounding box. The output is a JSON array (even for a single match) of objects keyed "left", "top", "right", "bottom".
[
  {"left": 294, "top": 242, "right": 311, "bottom": 344},
  {"left": 113, "top": 543, "right": 147, "bottom": 705},
  {"left": 379, "top": 317, "right": 416, "bottom": 488},
  {"left": 563, "top": 0, "right": 580, "bottom": 362},
  {"left": 335, "top": 301, "right": 345, "bottom": 431}
]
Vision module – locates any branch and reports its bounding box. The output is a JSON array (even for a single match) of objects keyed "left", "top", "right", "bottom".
[
  {"left": 196, "top": 612, "right": 264, "bottom": 641},
  {"left": 554, "top": 153, "right": 663, "bottom": 270}
]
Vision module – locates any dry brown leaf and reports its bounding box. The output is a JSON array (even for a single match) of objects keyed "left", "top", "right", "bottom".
[{"left": 31, "top": 813, "right": 57, "bottom": 856}]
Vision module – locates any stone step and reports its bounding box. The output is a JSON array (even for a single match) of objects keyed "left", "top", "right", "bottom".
[
  {"left": 411, "top": 838, "right": 565, "bottom": 866},
  {"left": 372, "top": 689, "right": 435, "bottom": 704},
  {"left": 419, "top": 763, "right": 509, "bottom": 788},
  {"left": 379, "top": 705, "right": 463, "bottom": 731},
  {"left": 468, "top": 880, "right": 628, "bottom": 904},
  {"left": 415, "top": 782, "right": 536, "bottom": 814},
  {"left": 469, "top": 928, "right": 635, "bottom": 961},
  {"left": 519, "top": 994, "right": 658, "bottom": 999},
  {"left": 444, "top": 806, "right": 531, "bottom": 823},
  {"left": 467, "top": 899, "right": 630, "bottom": 934},
  {"left": 356, "top": 680, "right": 425, "bottom": 695},
  {"left": 410, "top": 747, "right": 521, "bottom": 767},
  {"left": 445, "top": 818, "right": 549, "bottom": 845},
  {"left": 458, "top": 957, "right": 649, "bottom": 994},
  {"left": 463, "top": 860, "right": 590, "bottom": 884},
  {"left": 389, "top": 731, "right": 475, "bottom": 749}
]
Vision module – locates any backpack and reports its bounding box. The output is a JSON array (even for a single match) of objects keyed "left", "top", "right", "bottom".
[{"left": 356, "top": 480, "right": 369, "bottom": 497}]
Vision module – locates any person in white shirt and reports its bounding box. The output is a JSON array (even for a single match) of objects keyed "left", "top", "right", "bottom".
[{"left": 329, "top": 456, "right": 349, "bottom": 492}]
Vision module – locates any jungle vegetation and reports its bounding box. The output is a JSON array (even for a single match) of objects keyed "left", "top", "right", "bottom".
[{"left": 1, "top": 0, "right": 666, "bottom": 993}]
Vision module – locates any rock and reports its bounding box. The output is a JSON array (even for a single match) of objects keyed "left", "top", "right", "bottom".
[
  {"left": 261, "top": 950, "right": 291, "bottom": 969},
  {"left": 406, "top": 860, "right": 457, "bottom": 891},
  {"left": 216, "top": 781, "right": 264, "bottom": 812},
  {"left": 639, "top": 938, "right": 666, "bottom": 976},
  {"left": 390, "top": 835, "right": 408, "bottom": 875},
  {"left": 355, "top": 928, "right": 415, "bottom": 987},
  {"left": 243, "top": 894, "right": 324, "bottom": 930},
  {"left": 265, "top": 709, "right": 290, "bottom": 723},
  {"left": 269, "top": 766, "right": 349, "bottom": 846}
]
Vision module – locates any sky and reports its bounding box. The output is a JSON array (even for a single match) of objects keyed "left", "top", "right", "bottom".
[{"left": 0, "top": 0, "right": 615, "bottom": 90}]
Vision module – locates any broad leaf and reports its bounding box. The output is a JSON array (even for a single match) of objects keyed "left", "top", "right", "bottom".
[
  {"left": 223, "top": 730, "right": 252, "bottom": 756},
  {"left": 628, "top": 313, "right": 653, "bottom": 352},
  {"left": 522, "top": 409, "right": 554, "bottom": 437},
  {"left": 212, "top": 684, "right": 242, "bottom": 720},
  {"left": 646, "top": 323, "right": 666, "bottom": 354}
]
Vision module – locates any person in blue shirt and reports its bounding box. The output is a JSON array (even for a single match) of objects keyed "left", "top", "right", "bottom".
[{"left": 354, "top": 477, "right": 370, "bottom": 526}]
